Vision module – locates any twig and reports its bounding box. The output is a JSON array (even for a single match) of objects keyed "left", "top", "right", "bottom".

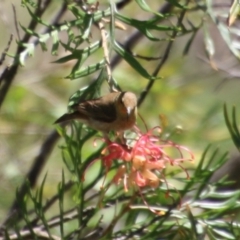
[
  {"left": 79, "top": 1, "right": 117, "bottom": 92},
  {"left": 137, "top": 2, "right": 189, "bottom": 107},
  {"left": 0, "top": 228, "right": 61, "bottom": 240},
  {"left": 12, "top": 4, "right": 20, "bottom": 41},
  {"left": 37, "top": 206, "right": 95, "bottom": 230},
  {"left": 0, "top": 34, "right": 13, "bottom": 69},
  {"left": 98, "top": 20, "right": 115, "bottom": 91},
  {"left": 116, "top": 0, "right": 132, "bottom": 9}
]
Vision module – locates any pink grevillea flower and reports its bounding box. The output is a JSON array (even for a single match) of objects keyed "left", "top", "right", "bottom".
[{"left": 100, "top": 127, "right": 194, "bottom": 192}]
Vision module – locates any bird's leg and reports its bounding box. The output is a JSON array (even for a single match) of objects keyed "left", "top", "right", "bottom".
[
  {"left": 104, "top": 131, "right": 125, "bottom": 145},
  {"left": 115, "top": 131, "right": 129, "bottom": 148},
  {"left": 119, "top": 132, "right": 126, "bottom": 144},
  {"left": 102, "top": 131, "right": 111, "bottom": 145}
]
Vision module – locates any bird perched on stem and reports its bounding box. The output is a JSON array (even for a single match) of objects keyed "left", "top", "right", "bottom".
[{"left": 55, "top": 91, "right": 137, "bottom": 134}]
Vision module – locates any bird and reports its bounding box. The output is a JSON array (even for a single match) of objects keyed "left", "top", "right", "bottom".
[{"left": 55, "top": 91, "right": 138, "bottom": 134}]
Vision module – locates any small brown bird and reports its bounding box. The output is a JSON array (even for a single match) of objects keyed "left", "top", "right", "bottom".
[{"left": 55, "top": 91, "right": 137, "bottom": 133}]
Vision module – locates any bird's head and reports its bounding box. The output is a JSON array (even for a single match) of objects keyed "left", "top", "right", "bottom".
[{"left": 117, "top": 92, "right": 137, "bottom": 118}]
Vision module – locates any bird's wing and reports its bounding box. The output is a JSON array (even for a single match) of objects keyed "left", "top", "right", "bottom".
[{"left": 73, "top": 98, "right": 117, "bottom": 123}]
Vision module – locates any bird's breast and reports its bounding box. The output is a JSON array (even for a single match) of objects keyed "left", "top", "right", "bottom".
[{"left": 88, "top": 114, "right": 136, "bottom": 132}]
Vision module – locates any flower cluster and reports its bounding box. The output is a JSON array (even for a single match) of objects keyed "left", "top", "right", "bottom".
[{"left": 101, "top": 127, "right": 194, "bottom": 192}]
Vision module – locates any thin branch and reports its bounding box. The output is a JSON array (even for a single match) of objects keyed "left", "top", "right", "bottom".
[
  {"left": 98, "top": 20, "right": 115, "bottom": 91},
  {"left": 12, "top": 4, "right": 20, "bottom": 41},
  {"left": 78, "top": 1, "right": 117, "bottom": 91},
  {"left": 138, "top": 2, "right": 189, "bottom": 107},
  {"left": 0, "top": 34, "right": 13, "bottom": 66},
  {"left": 38, "top": 206, "right": 95, "bottom": 230},
  {"left": 116, "top": 0, "right": 132, "bottom": 9},
  {"left": 1, "top": 228, "right": 61, "bottom": 240}
]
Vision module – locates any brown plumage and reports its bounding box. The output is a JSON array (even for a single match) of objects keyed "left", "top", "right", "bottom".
[{"left": 55, "top": 91, "right": 137, "bottom": 133}]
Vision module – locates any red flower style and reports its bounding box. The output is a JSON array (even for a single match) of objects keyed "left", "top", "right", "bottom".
[{"left": 100, "top": 127, "right": 194, "bottom": 192}]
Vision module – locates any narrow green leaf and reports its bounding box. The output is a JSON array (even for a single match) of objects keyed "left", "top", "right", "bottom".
[
  {"left": 26, "top": 6, "right": 51, "bottom": 27},
  {"left": 53, "top": 41, "right": 101, "bottom": 64},
  {"left": 212, "top": 228, "right": 235, "bottom": 239},
  {"left": 116, "top": 13, "right": 175, "bottom": 31},
  {"left": 53, "top": 54, "right": 78, "bottom": 64},
  {"left": 203, "top": 23, "right": 217, "bottom": 69},
  {"left": 207, "top": 0, "right": 240, "bottom": 59},
  {"left": 16, "top": 184, "right": 36, "bottom": 238},
  {"left": 186, "top": 206, "right": 198, "bottom": 240},
  {"left": 93, "top": 8, "right": 111, "bottom": 22},
  {"left": 217, "top": 22, "right": 240, "bottom": 59},
  {"left": 68, "top": 68, "right": 107, "bottom": 107},
  {"left": 38, "top": 173, "right": 48, "bottom": 205},
  {"left": 39, "top": 42, "right": 47, "bottom": 51},
  {"left": 116, "top": 13, "right": 176, "bottom": 41},
  {"left": 204, "top": 25, "right": 215, "bottom": 57},
  {"left": 51, "top": 30, "right": 59, "bottom": 55},
  {"left": 135, "top": 0, "right": 164, "bottom": 17},
  {"left": 81, "top": 14, "right": 93, "bottom": 40},
  {"left": 20, "top": 23, "right": 39, "bottom": 37},
  {"left": 207, "top": 227, "right": 218, "bottom": 240},
  {"left": 69, "top": 5, "right": 111, "bottom": 23},
  {"left": 68, "top": 4, "right": 85, "bottom": 19},
  {"left": 58, "top": 170, "right": 65, "bottom": 238},
  {"left": 232, "top": 106, "right": 240, "bottom": 139},
  {"left": 224, "top": 104, "right": 240, "bottom": 150},
  {"left": 183, "top": 30, "right": 198, "bottom": 55},
  {"left": 61, "top": 148, "right": 74, "bottom": 173},
  {"left": 82, "top": 40, "right": 102, "bottom": 54},
  {"left": 67, "top": 59, "right": 105, "bottom": 80},
  {"left": 66, "top": 28, "right": 76, "bottom": 46},
  {"left": 62, "top": 129, "right": 77, "bottom": 163},
  {"left": 4, "top": 229, "right": 11, "bottom": 240},
  {"left": 19, "top": 43, "right": 35, "bottom": 65},
  {"left": 56, "top": 41, "right": 102, "bottom": 76},
  {"left": 194, "top": 149, "right": 228, "bottom": 201},
  {"left": 228, "top": 0, "right": 240, "bottom": 26},
  {"left": 109, "top": 0, "right": 116, "bottom": 43},
  {"left": 113, "top": 41, "right": 157, "bottom": 80}
]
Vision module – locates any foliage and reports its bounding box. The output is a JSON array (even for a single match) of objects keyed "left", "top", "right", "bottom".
[{"left": 1, "top": 0, "right": 240, "bottom": 239}]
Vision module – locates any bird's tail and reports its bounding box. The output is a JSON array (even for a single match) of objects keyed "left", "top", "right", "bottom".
[{"left": 54, "top": 112, "right": 80, "bottom": 124}]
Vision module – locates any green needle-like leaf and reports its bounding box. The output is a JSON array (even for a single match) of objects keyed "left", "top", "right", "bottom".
[
  {"left": 135, "top": 0, "right": 164, "bottom": 17},
  {"left": 67, "top": 59, "right": 106, "bottom": 80},
  {"left": 224, "top": 104, "right": 240, "bottom": 151},
  {"left": 113, "top": 41, "right": 158, "bottom": 80}
]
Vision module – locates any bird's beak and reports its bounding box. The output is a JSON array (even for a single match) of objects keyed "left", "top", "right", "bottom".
[{"left": 126, "top": 107, "right": 133, "bottom": 117}]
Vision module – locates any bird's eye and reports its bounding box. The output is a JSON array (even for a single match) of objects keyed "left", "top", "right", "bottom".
[
  {"left": 119, "top": 92, "right": 126, "bottom": 106},
  {"left": 120, "top": 98, "right": 125, "bottom": 105}
]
